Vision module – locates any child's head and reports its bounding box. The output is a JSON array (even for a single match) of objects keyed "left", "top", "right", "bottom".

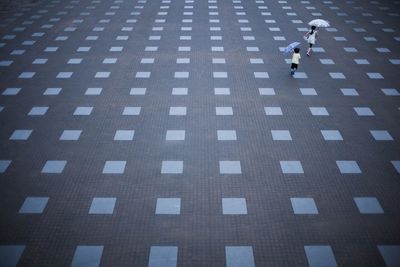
[
  {"left": 311, "top": 25, "right": 316, "bottom": 30},
  {"left": 294, "top": 47, "right": 300, "bottom": 53}
]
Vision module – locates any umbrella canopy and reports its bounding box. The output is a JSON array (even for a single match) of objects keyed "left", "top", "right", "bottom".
[
  {"left": 284, "top": 42, "right": 300, "bottom": 54},
  {"left": 308, "top": 19, "right": 330, "bottom": 27}
]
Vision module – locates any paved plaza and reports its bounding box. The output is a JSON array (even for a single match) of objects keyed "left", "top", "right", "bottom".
[{"left": 0, "top": 0, "right": 400, "bottom": 266}]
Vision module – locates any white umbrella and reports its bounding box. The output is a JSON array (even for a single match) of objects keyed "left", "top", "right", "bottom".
[{"left": 308, "top": 19, "right": 330, "bottom": 27}]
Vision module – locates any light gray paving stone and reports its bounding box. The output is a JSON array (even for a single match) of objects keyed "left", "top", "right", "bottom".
[
  {"left": 280, "top": 161, "right": 304, "bottom": 174},
  {"left": 222, "top": 198, "right": 247, "bottom": 215},
  {"left": 19, "top": 197, "right": 49, "bottom": 214},
  {"left": 148, "top": 246, "right": 178, "bottom": 267},
  {"left": 102, "top": 161, "right": 126, "bottom": 174},
  {"left": 0, "top": 245, "right": 25, "bottom": 267},
  {"left": 155, "top": 198, "right": 181, "bottom": 214},
  {"left": 41, "top": 160, "right": 67, "bottom": 173},
  {"left": 161, "top": 161, "right": 183, "bottom": 174},
  {"left": 89, "top": 198, "right": 116, "bottom": 214},
  {"left": 378, "top": 246, "right": 400, "bottom": 267},
  {"left": 304, "top": 246, "right": 337, "bottom": 267},
  {"left": 71, "top": 246, "right": 103, "bottom": 267},
  {"left": 225, "top": 246, "right": 255, "bottom": 267},
  {"left": 354, "top": 197, "right": 384, "bottom": 214},
  {"left": 336, "top": 161, "right": 361, "bottom": 174},
  {"left": 291, "top": 198, "right": 318, "bottom": 214},
  {"left": 219, "top": 161, "right": 242, "bottom": 174}
]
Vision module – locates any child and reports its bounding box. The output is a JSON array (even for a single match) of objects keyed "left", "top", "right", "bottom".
[
  {"left": 291, "top": 47, "right": 301, "bottom": 76},
  {"left": 305, "top": 25, "right": 318, "bottom": 56}
]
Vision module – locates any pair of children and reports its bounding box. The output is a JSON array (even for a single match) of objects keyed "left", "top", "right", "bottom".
[{"left": 290, "top": 25, "right": 318, "bottom": 76}]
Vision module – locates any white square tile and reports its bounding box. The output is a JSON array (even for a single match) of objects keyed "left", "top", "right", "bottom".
[
  {"left": 354, "top": 59, "right": 369, "bottom": 64},
  {"left": 77, "top": 46, "right": 91, "bottom": 52},
  {"left": 18, "top": 72, "right": 35, "bottom": 78},
  {"left": 10, "top": 130, "right": 32, "bottom": 140},
  {"left": 336, "top": 161, "right": 361, "bottom": 174},
  {"left": 340, "top": 88, "right": 358, "bottom": 96},
  {"left": 114, "top": 130, "right": 135, "bottom": 141},
  {"left": 85, "top": 88, "right": 102, "bottom": 95},
  {"left": 122, "top": 107, "right": 141, "bottom": 115},
  {"left": 271, "top": 130, "right": 292, "bottom": 140},
  {"left": 42, "top": 160, "right": 67, "bottom": 173},
  {"left": 264, "top": 107, "right": 282, "bottom": 115},
  {"left": 354, "top": 197, "right": 384, "bottom": 214},
  {"left": 344, "top": 47, "right": 358, "bottom": 52},
  {"left": 89, "top": 198, "right": 116, "bottom": 214},
  {"left": 250, "top": 58, "right": 264, "bottom": 64},
  {"left": 169, "top": 107, "right": 186, "bottom": 116},
  {"left": 130, "top": 88, "right": 147, "bottom": 95},
  {"left": 280, "top": 161, "right": 304, "bottom": 174},
  {"left": 44, "top": 88, "right": 61, "bottom": 95},
  {"left": 33, "top": 58, "right": 48, "bottom": 64},
  {"left": 376, "top": 47, "right": 390, "bottom": 53},
  {"left": 293, "top": 72, "right": 308, "bottom": 79},
  {"left": 73, "top": 107, "right": 93, "bottom": 115},
  {"left": 309, "top": 107, "right": 329, "bottom": 116},
  {"left": 155, "top": 198, "right": 181, "bottom": 215},
  {"left": 166, "top": 130, "right": 185, "bottom": 141},
  {"left": 0, "top": 60, "right": 13, "bottom": 66},
  {"left": 246, "top": 47, "right": 259, "bottom": 52},
  {"left": 321, "top": 130, "right": 343, "bottom": 140},
  {"left": 214, "top": 88, "right": 230, "bottom": 95},
  {"left": 177, "top": 58, "right": 190, "bottom": 64},
  {"left": 219, "top": 161, "right": 242, "bottom": 174},
  {"left": 217, "top": 130, "right": 237, "bottom": 140},
  {"left": 135, "top": 72, "right": 151, "bottom": 78},
  {"left": 222, "top": 198, "right": 247, "bottom": 214},
  {"left": 95, "top": 72, "right": 110, "bottom": 78},
  {"left": 172, "top": 88, "right": 188, "bottom": 95},
  {"left": 291, "top": 198, "right": 318, "bottom": 214},
  {"left": 354, "top": 107, "right": 374, "bottom": 116},
  {"left": 225, "top": 246, "right": 255, "bottom": 267},
  {"left": 103, "top": 58, "right": 117, "bottom": 64},
  {"left": 254, "top": 72, "right": 269, "bottom": 78},
  {"left": 60, "top": 130, "right": 82, "bottom": 141},
  {"left": 370, "top": 130, "right": 393, "bottom": 141},
  {"left": 211, "top": 46, "right": 224, "bottom": 52},
  {"left": 212, "top": 58, "right": 226, "bottom": 64},
  {"left": 141, "top": 58, "right": 154, "bottom": 64},
  {"left": 213, "top": 72, "right": 227, "bottom": 78},
  {"left": 381, "top": 88, "right": 399, "bottom": 96},
  {"left": 259, "top": 88, "right": 275, "bottom": 95},
  {"left": 174, "top": 72, "right": 189, "bottom": 78},
  {"left": 67, "top": 58, "right": 82, "bottom": 64},
  {"left": 320, "top": 59, "right": 334, "bottom": 64},
  {"left": 56, "top": 72, "right": 73, "bottom": 78},
  {"left": 216, "top": 107, "right": 233, "bottom": 115},
  {"left": 329, "top": 72, "right": 346, "bottom": 79},
  {"left": 110, "top": 46, "right": 123, "bottom": 52},
  {"left": 161, "top": 161, "right": 183, "bottom": 174},
  {"left": 300, "top": 88, "right": 317, "bottom": 96},
  {"left": 28, "top": 107, "right": 48, "bottom": 115},
  {"left": 178, "top": 46, "right": 190, "bottom": 51},
  {"left": 367, "top": 72, "right": 384, "bottom": 79},
  {"left": 103, "top": 161, "right": 126, "bottom": 174}
]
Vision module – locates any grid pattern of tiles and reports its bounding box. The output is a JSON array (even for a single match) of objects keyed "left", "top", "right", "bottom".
[{"left": 0, "top": 0, "right": 399, "bottom": 266}]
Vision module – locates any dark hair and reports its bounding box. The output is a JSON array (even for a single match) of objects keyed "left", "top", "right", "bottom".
[
  {"left": 294, "top": 47, "right": 300, "bottom": 53},
  {"left": 310, "top": 25, "right": 316, "bottom": 35}
]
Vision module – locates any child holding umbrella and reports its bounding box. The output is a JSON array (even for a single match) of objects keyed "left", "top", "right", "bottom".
[
  {"left": 291, "top": 47, "right": 301, "bottom": 76},
  {"left": 305, "top": 25, "right": 318, "bottom": 56}
]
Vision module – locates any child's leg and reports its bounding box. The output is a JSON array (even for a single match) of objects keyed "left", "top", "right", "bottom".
[
  {"left": 290, "top": 64, "right": 295, "bottom": 75},
  {"left": 307, "top": 44, "right": 312, "bottom": 55}
]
